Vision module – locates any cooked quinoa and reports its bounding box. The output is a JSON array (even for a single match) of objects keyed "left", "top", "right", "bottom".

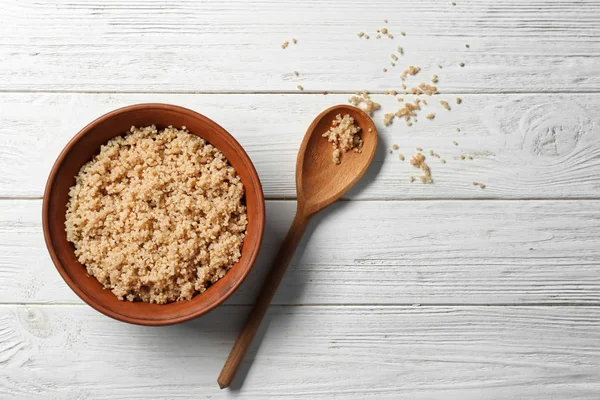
[
  {"left": 65, "top": 125, "right": 248, "bottom": 304},
  {"left": 322, "top": 114, "right": 363, "bottom": 164}
]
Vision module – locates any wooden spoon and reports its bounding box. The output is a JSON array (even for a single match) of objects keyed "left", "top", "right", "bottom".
[{"left": 217, "top": 105, "right": 378, "bottom": 389}]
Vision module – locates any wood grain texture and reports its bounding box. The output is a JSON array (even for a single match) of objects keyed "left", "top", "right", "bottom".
[
  {"left": 3, "top": 199, "right": 599, "bottom": 305},
  {"left": 2, "top": 0, "right": 600, "bottom": 92},
  {"left": 1, "top": 93, "right": 599, "bottom": 199},
  {"left": 1, "top": 305, "right": 599, "bottom": 399}
]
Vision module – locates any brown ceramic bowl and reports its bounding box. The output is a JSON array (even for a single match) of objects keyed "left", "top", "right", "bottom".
[{"left": 42, "top": 104, "right": 265, "bottom": 326}]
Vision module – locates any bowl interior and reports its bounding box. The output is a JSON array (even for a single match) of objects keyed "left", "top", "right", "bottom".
[{"left": 43, "top": 104, "right": 264, "bottom": 325}]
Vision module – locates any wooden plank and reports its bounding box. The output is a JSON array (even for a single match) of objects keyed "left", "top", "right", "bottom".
[
  {"left": 1, "top": 93, "right": 600, "bottom": 199},
  {"left": 1, "top": 0, "right": 600, "bottom": 92},
  {"left": 3, "top": 199, "right": 599, "bottom": 305},
  {"left": 1, "top": 304, "right": 599, "bottom": 399}
]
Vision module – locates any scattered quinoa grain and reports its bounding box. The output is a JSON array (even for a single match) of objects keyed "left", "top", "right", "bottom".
[
  {"left": 292, "top": 38, "right": 297, "bottom": 44},
  {"left": 459, "top": 62, "right": 465, "bottom": 67},
  {"left": 377, "top": 34, "right": 382, "bottom": 39},
  {"left": 426, "top": 113, "right": 435, "bottom": 119},
  {"left": 387, "top": 34, "right": 394, "bottom": 38},
  {"left": 384, "top": 113, "right": 395, "bottom": 126},
  {"left": 410, "top": 176, "right": 415, "bottom": 182},
  {"left": 429, "top": 149, "right": 434, "bottom": 156},
  {"left": 391, "top": 54, "right": 398, "bottom": 61},
  {"left": 297, "top": 85, "right": 304, "bottom": 90},
  {"left": 384, "top": 19, "right": 388, "bottom": 23},
  {"left": 365, "top": 34, "right": 370, "bottom": 39},
  {"left": 456, "top": 128, "right": 461, "bottom": 132},
  {"left": 381, "top": 27, "right": 388, "bottom": 34},
  {"left": 416, "top": 147, "right": 423, "bottom": 151},
  {"left": 468, "top": 156, "right": 473, "bottom": 160},
  {"left": 281, "top": 40, "right": 289, "bottom": 49},
  {"left": 465, "top": 44, "right": 470, "bottom": 48},
  {"left": 418, "top": 83, "right": 438, "bottom": 95},
  {"left": 294, "top": 71, "right": 299, "bottom": 76},
  {"left": 401, "top": 31, "right": 406, "bottom": 36},
  {"left": 479, "top": 183, "right": 486, "bottom": 189},
  {"left": 348, "top": 92, "right": 381, "bottom": 115},
  {"left": 460, "top": 155, "right": 466, "bottom": 160},
  {"left": 383, "top": 68, "right": 387, "bottom": 72},
  {"left": 441, "top": 159, "right": 446, "bottom": 163},
  {"left": 358, "top": 32, "right": 364, "bottom": 37},
  {"left": 431, "top": 74, "right": 439, "bottom": 83},
  {"left": 440, "top": 100, "right": 451, "bottom": 110},
  {"left": 397, "top": 46, "right": 404, "bottom": 54},
  {"left": 401, "top": 65, "right": 421, "bottom": 80},
  {"left": 392, "top": 144, "right": 399, "bottom": 150},
  {"left": 453, "top": 140, "right": 458, "bottom": 145},
  {"left": 456, "top": 97, "right": 462, "bottom": 104},
  {"left": 399, "top": 153, "right": 405, "bottom": 161}
]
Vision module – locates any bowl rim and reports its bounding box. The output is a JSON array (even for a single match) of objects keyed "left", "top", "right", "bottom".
[{"left": 42, "top": 103, "right": 265, "bottom": 325}]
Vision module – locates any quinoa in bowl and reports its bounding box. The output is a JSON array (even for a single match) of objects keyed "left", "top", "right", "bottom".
[{"left": 65, "top": 125, "right": 247, "bottom": 304}]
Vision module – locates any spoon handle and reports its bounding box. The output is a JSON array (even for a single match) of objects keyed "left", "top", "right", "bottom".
[{"left": 218, "top": 211, "right": 310, "bottom": 389}]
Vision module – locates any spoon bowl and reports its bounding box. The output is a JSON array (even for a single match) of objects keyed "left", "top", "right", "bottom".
[
  {"left": 218, "top": 105, "right": 378, "bottom": 389},
  {"left": 297, "top": 105, "right": 379, "bottom": 215}
]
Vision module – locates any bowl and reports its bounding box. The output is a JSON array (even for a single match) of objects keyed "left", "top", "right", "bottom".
[{"left": 42, "top": 104, "right": 265, "bottom": 325}]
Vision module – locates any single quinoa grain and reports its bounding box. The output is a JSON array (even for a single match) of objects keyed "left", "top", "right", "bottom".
[
  {"left": 392, "top": 144, "right": 399, "bottom": 150},
  {"left": 297, "top": 85, "right": 304, "bottom": 90},
  {"left": 459, "top": 62, "right": 465, "bottom": 67},
  {"left": 294, "top": 71, "right": 299, "bottom": 76},
  {"left": 65, "top": 125, "right": 247, "bottom": 304},
  {"left": 456, "top": 97, "right": 462, "bottom": 104},
  {"left": 399, "top": 153, "right": 405, "bottom": 161},
  {"left": 426, "top": 113, "right": 435, "bottom": 119},
  {"left": 440, "top": 100, "right": 451, "bottom": 110},
  {"left": 384, "top": 113, "right": 395, "bottom": 126},
  {"left": 358, "top": 32, "right": 364, "bottom": 37}
]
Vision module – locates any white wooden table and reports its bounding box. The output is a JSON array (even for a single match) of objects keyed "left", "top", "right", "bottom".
[{"left": 2, "top": 0, "right": 600, "bottom": 398}]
